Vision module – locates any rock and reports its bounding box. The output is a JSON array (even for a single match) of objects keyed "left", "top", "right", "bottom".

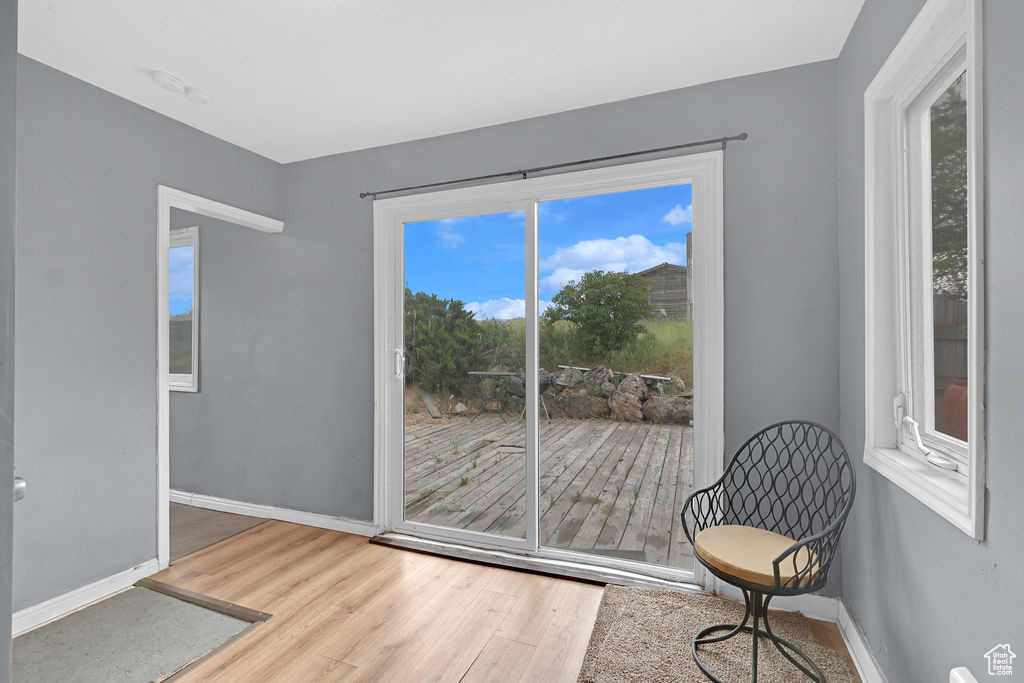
[
  {"left": 583, "top": 365, "right": 613, "bottom": 393},
  {"left": 507, "top": 375, "right": 526, "bottom": 397},
  {"left": 653, "top": 382, "right": 665, "bottom": 396},
  {"left": 616, "top": 374, "right": 649, "bottom": 400},
  {"left": 642, "top": 396, "right": 693, "bottom": 424},
  {"left": 455, "top": 402, "right": 467, "bottom": 413},
  {"left": 548, "top": 391, "right": 567, "bottom": 416},
  {"left": 553, "top": 367, "right": 585, "bottom": 389},
  {"left": 600, "top": 380, "right": 617, "bottom": 397},
  {"left": 505, "top": 395, "right": 524, "bottom": 415},
  {"left": 565, "top": 390, "right": 610, "bottom": 419},
  {"left": 609, "top": 390, "right": 645, "bottom": 422},
  {"left": 673, "top": 377, "right": 687, "bottom": 393}
]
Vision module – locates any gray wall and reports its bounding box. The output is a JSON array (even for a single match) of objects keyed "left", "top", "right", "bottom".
[
  {"left": 837, "top": 0, "right": 1024, "bottom": 680},
  {"left": 0, "top": 0, "right": 16, "bottom": 677},
  {"left": 207, "top": 61, "right": 837, "bottom": 539},
  {"left": 168, "top": 209, "right": 320, "bottom": 509},
  {"left": 13, "top": 57, "right": 282, "bottom": 611}
]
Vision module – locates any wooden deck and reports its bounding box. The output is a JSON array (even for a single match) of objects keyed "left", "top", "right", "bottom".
[{"left": 404, "top": 416, "right": 694, "bottom": 569}]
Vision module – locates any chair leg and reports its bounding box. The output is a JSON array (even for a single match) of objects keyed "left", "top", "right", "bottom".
[
  {"left": 750, "top": 591, "right": 760, "bottom": 682},
  {"left": 691, "top": 589, "right": 753, "bottom": 682},
  {"left": 760, "top": 596, "right": 825, "bottom": 681},
  {"left": 691, "top": 590, "right": 824, "bottom": 683}
]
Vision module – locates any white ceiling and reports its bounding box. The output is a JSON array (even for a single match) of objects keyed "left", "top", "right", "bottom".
[{"left": 18, "top": 0, "right": 864, "bottom": 163}]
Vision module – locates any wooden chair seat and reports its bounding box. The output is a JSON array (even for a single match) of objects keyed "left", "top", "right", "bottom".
[{"left": 694, "top": 525, "right": 818, "bottom": 588}]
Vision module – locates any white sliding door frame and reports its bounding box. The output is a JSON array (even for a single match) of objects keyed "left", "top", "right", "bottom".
[
  {"left": 156, "top": 185, "right": 283, "bottom": 569},
  {"left": 377, "top": 201, "right": 537, "bottom": 553},
  {"left": 373, "top": 152, "right": 725, "bottom": 585}
]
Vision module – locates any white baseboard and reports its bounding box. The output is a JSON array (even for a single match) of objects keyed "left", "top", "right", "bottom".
[
  {"left": 12, "top": 558, "right": 160, "bottom": 636},
  {"left": 713, "top": 580, "right": 838, "bottom": 621},
  {"left": 713, "top": 580, "right": 885, "bottom": 682},
  {"left": 169, "top": 489, "right": 378, "bottom": 538},
  {"left": 837, "top": 599, "right": 888, "bottom": 683}
]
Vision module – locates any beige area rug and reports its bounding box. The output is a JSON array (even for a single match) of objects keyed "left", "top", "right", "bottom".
[{"left": 578, "top": 586, "right": 855, "bottom": 683}]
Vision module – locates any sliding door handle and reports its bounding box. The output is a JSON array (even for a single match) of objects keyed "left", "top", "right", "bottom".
[
  {"left": 394, "top": 348, "right": 405, "bottom": 379},
  {"left": 14, "top": 476, "right": 26, "bottom": 502}
]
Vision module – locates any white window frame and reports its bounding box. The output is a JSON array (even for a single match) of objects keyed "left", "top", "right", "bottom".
[
  {"left": 168, "top": 226, "right": 200, "bottom": 392},
  {"left": 864, "top": 0, "right": 984, "bottom": 539},
  {"left": 372, "top": 152, "right": 724, "bottom": 586}
]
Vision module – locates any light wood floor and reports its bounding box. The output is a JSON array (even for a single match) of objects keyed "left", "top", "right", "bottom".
[
  {"left": 154, "top": 518, "right": 858, "bottom": 681},
  {"left": 153, "top": 520, "right": 604, "bottom": 681}
]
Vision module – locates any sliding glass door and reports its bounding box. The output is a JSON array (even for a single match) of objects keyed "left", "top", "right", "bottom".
[
  {"left": 399, "top": 209, "right": 533, "bottom": 549},
  {"left": 375, "top": 154, "right": 722, "bottom": 581},
  {"left": 536, "top": 186, "right": 695, "bottom": 571}
]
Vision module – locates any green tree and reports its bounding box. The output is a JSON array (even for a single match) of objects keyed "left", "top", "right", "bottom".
[
  {"left": 404, "top": 289, "right": 481, "bottom": 393},
  {"left": 930, "top": 72, "right": 968, "bottom": 300},
  {"left": 544, "top": 270, "right": 653, "bottom": 355}
]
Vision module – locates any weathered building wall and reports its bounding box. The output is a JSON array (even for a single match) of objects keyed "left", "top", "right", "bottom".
[{"left": 639, "top": 262, "right": 689, "bottom": 319}]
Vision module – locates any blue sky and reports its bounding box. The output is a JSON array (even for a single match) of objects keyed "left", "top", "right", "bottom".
[
  {"left": 169, "top": 245, "right": 194, "bottom": 316},
  {"left": 404, "top": 183, "right": 692, "bottom": 319}
]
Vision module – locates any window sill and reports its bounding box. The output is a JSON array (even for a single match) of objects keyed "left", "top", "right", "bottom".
[
  {"left": 864, "top": 446, "right": 981, "bottom": 539},
  {"left": 169, "top": 382, "right": 198, "bottom": 393}
]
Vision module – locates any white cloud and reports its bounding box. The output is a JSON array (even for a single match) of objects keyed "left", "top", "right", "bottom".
[
  {"left": 662, "top": 203, "right": 692, "bottom": 226},
  {"left": 467, "top": 298, "right": 552, "bottom": 320},
  {"left": 538, "top": 234, "right": 684, "bottom": 290},
  {"left": 539, "top": 268, "right": 587, "bottom": 291},
  {"left": 538, "top": 202, "right": 569, "bottom": 223},
  {"left": 436, "top": 224, "right": 465, "bottom": 248}
]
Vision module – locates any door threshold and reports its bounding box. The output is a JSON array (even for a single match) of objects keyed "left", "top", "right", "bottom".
[{"left": 371, "top": 532, "right": 706, "bottom": 592}]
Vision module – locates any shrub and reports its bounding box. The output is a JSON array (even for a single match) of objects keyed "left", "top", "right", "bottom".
[
  {"left": 477, "top": 318, "right": 525, "bottom": 372},
  {"left": 539, "top": 317, "right": 693, "bottom": 386},
  {"left": 404, "top": 289, "right": 481, "bottom": 393},
  {"left": 544, "top": 270, "right": 653, "bottom": 355}
]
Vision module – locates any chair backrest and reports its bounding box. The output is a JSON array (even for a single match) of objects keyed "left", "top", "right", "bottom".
[{"left": 718, "top": 421, "right": 855, "bottom": 542}]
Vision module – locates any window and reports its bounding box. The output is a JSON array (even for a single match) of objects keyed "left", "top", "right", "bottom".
[
  {"left": 169, "top": 227, "right": 199, "bottom": 391},
  {"left": 864, "top": 0, "right": 983, "bottom": 538}
]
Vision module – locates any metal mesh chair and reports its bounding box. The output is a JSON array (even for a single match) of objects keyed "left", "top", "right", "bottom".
[{"left": 681, "top": 421, "right": 855, "bottom": 681}]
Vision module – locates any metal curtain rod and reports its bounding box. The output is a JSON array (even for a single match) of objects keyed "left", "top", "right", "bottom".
[{"left": 358, "top": 132, "right": 748, "bottom": 199}]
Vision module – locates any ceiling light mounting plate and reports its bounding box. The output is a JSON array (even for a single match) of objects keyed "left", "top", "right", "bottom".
[{"left": 151, "top": 70, "right": 184, "bottom": 93}]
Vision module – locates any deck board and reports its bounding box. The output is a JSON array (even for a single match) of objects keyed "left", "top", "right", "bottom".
[{"left": 405, "top": 416, "right": 695, "bottom": 569}]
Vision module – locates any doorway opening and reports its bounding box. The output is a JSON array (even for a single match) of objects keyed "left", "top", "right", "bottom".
[{"left": 156, "top": 186, "right": 283, "bottom": 569}]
